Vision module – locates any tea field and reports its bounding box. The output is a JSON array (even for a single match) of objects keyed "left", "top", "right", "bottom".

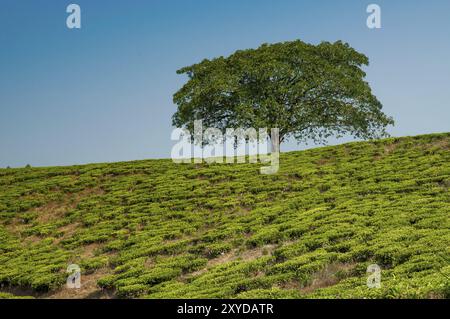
[{"left": 0, "top": 133, "right": 449, "bottom": 299}]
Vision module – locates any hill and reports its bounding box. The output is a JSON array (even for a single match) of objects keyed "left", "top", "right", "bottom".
[{"left": 0, "top": 133, "right": 449, "bottom": 299}]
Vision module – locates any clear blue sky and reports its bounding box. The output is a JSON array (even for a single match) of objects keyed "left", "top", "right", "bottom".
[{"left": 1, "top": 0, "right": 449, "bottom": 167}]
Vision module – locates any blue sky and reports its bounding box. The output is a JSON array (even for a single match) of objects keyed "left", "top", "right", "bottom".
[{"left": 1, "top": 0, "right": 449, "bottom": 167}]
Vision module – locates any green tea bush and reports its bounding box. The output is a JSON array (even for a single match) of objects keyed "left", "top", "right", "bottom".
[{"left": 0, "top": 133, "right": 448, "bottom": 298}]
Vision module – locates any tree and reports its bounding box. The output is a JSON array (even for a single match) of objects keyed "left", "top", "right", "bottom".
[{"left": 172, "top": 39, "right": 394, "bottom": 152}]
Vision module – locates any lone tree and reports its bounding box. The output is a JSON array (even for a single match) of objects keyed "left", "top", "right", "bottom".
[{"left": 173, "top": 39, "right": 394, "bottom": 152}]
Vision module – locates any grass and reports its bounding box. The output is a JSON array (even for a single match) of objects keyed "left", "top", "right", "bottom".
[{"left": 0, "top": 132, "right": 449, "bottom": 299}]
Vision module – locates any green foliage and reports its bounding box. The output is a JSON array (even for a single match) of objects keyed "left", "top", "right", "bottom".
[
  {"left": 0, "top": 133, "right": 448, "bottom": 298},
  {"left": 173, "top": 39, "right": 394, "bottom": 146}
]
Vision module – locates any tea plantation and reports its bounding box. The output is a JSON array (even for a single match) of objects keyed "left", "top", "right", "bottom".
[{"left": 0, "top": 133, "right": 449, "bottom": 299}]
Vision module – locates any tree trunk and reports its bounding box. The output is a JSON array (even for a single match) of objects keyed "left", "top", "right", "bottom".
[
  {"left": 270, "top": 129, "right": 280, "bottom": 154},
  {"left": 260, "top": 128, "right": 280, "bottom": 175}
]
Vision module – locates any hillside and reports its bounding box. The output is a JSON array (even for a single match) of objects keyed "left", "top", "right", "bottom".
[{"left": 0, "top": 133, "right": 449, "bottom": 299}]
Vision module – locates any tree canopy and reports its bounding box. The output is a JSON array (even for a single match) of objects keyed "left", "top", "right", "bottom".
[{"left": 173, "top": 39, "right": 394, "bottom": 150}]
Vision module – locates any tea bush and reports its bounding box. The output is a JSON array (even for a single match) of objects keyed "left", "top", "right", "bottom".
[{"left": 0, "top": 133, "right": 448, "bottom": 298}]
